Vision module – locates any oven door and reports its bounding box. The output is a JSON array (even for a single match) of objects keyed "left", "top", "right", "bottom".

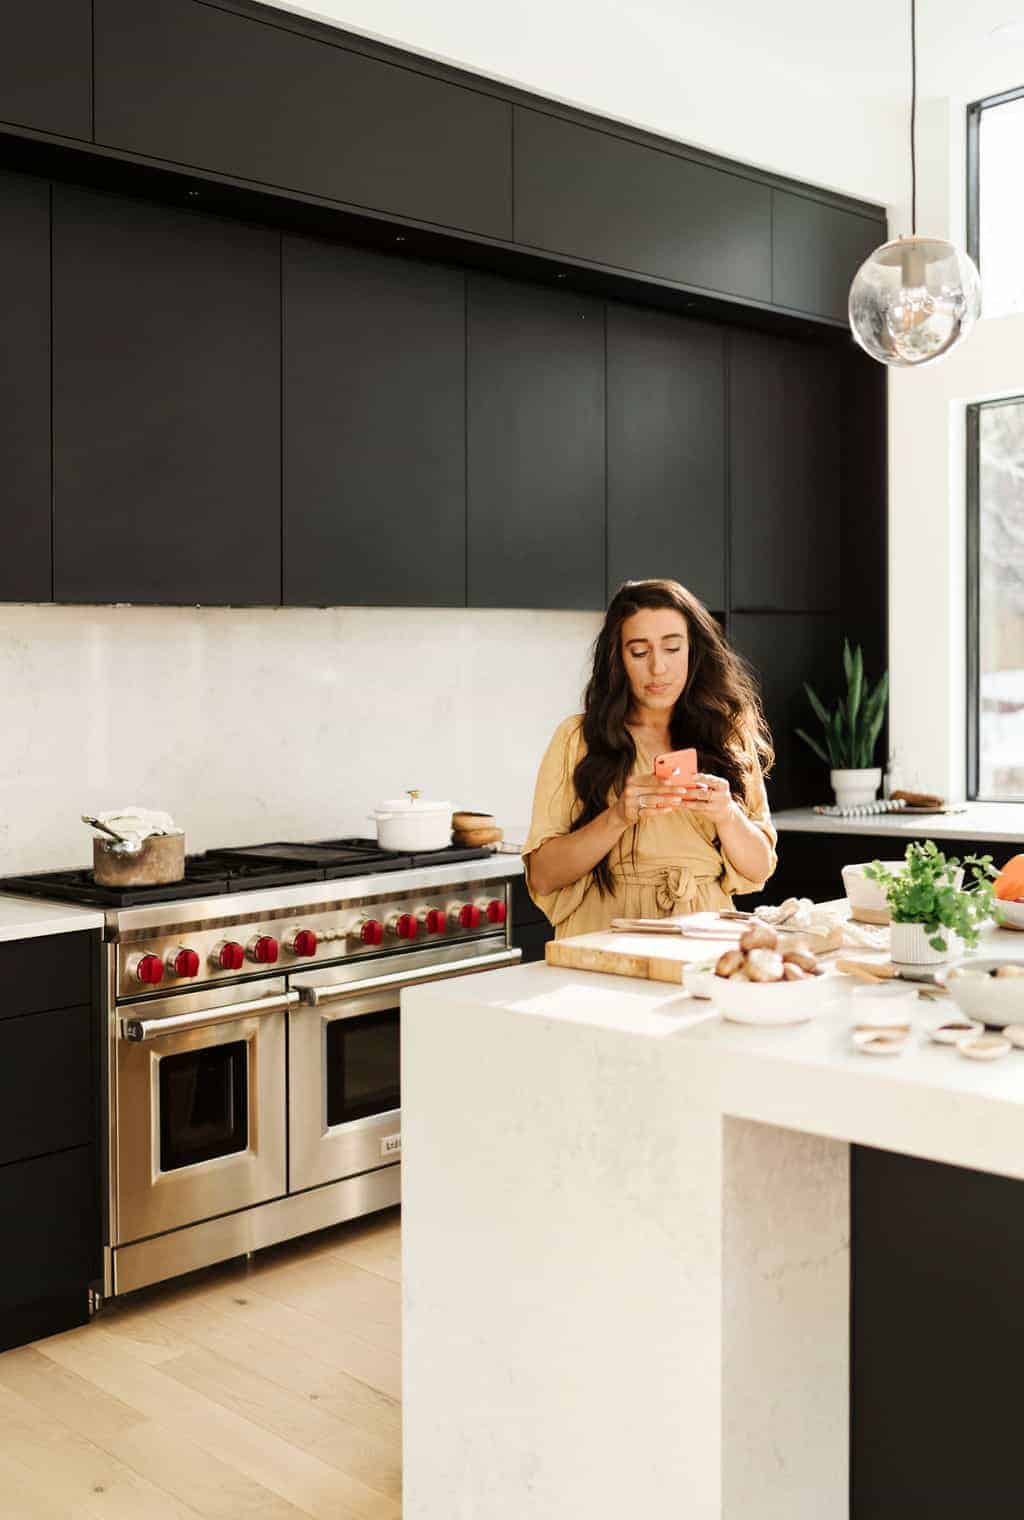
[
  {"left": 289, "top": 942, "right": 521, "bottom": 1192},
  {"left": 114, "top": 977, "right": 295, "bottom": 1245}
]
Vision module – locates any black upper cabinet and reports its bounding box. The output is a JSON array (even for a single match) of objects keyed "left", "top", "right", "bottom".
[
  {"left": 606, "top": 305, "right": 725, "bottom": 608},
  {"left": 729, "top": 613, "right": 842, "bottom": 812},
  {"left": 467, "top": 275, "right": 605, "bottom": 610},
  {"left": 0, "top": 171, "right": 51, "bottom": 603},
  {"left": 729, "top": 330, "right": 841, "bottom": 612},
  {"left": 514, "top": 108, "right": 772, "bottom": 303},
  {"left": 52, "top": 187, "right": 281, "bottom": 605},
  {"left": 283, "top": 240, "right": 466, "bottom": 607},
  {"left": 93, "top": 0, "right": 512, "bottom": 240},
  {"left": 0, "top": 0, "right": 91, "bottom": 141},
  {"left": 772, "top": 191, "right": 884, "bottom": 321}
]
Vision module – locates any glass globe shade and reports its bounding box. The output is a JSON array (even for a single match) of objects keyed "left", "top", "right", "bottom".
[{"left": 848, "top": 235, "right": 981, "bottom": 367}]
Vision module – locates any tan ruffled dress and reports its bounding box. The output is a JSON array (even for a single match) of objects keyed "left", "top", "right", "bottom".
[{"left": 523, "top": 715, "right": 777, "bottom": 939}]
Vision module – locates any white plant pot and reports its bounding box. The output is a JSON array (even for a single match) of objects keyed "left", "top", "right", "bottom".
[
  {"left": 830, "top": 767, "right": 882, "bottom": 809},
  {"left": 889, "top": 920, "right": 962, "bottom": 966}
]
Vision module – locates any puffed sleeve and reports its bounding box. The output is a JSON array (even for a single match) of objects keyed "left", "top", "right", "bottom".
[
  {"left": 522, "top": 715, "right": 593, "bottom": 928},
  {"left": 717, "top": 727, "right": 778, "bottom": 897}
]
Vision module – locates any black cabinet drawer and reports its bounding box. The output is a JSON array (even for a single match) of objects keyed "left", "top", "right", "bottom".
[
  {"left": 467, "top": 274, "right": 605, "bottom": 610},
  {"left": 0, "top": 0, "right": 92, "bottom": 141},
  {"left": 729, "top": 331, "right": 841, "bottom": 613},
  {"left": 511, "top": 877, "right": 545, "bottom": 929},
  {"left": 0, "top": 931, "right": 92, "bottom": 1021},
  {"left": 94, "top": 0, "right": 512, "bottom": 240},
  {"left": 52, "top": 185, "right": 281, "bottom": 605},
  {"left": 514, "top": 923, "right": 554, "bottom": 965},
  {"left": 0, "top": 1006, "right": 93, "bottom": 1168},
  {"left": 606, "top": 304, "right": 726, "bottom": 607},
  {"left": 772, "top": 191, "right": 884, "bottom": 322},
  {"left": 0, "top": 170, "right": 51, "bottom": 603},
  {"left": 283, "top": 239, "right": 467, "bottom": 607},
  {"left": 0, "top": 1145, "right": 99, "bottom": 1329},
  {"left": 514, "top": 108, "right": 771, "bottom": 303}
]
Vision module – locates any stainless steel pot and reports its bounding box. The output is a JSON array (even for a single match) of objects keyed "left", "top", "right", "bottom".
[{"left": 93, "top": 832, "right": 185, "bottom": 886}]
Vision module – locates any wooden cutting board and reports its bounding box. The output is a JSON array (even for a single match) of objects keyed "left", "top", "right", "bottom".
[{"left": 545, "top": 929, "right": 738, "bottom": 984}]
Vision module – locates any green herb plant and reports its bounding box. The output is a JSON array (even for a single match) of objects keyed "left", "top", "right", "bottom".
[
  {"left": 797, "top": 639, "right": 889, "bottom": 771},
  {"left": 864, "top": 841, "right": 998, "bottom": 953}
]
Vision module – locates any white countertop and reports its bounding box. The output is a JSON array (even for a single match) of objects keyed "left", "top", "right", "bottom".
[
  {"left": 774, "top": 801, "right": 1024, "bottom": 843},
  {"left": 401, "top": 921, "right": 1024, "bottom": 1518},
  {"left": 0, "top": 894, "right": 104, "bottom": 943}
]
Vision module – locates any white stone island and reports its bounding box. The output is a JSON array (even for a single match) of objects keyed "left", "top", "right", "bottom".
[{"left": 401, "top": 925, "right": 1024, "bottom": 1520}]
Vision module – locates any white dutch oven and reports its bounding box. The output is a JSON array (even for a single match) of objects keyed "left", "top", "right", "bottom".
[{"left": 370, "top": 791, "right": 453, "bottom": 852}]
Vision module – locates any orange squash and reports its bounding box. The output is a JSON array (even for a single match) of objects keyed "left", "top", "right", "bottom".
[{"left": 995, "top": 854, "right": 1024, "bottom": 901}]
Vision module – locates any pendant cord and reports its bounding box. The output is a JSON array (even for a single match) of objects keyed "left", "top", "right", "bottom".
[{"left": 910, "top": 0, "right": 917, "bottom": 235}]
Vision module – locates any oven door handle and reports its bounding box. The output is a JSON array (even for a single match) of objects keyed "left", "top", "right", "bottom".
[
  {"left": 296, "top": 948, "right": 522, "bottom": 1007},
  {"left": 121, "top": 990, "right": 300, "bottom": 1043}
]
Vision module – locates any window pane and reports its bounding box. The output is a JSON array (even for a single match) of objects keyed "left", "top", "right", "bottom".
[
  {"left": 979, "top": 96, "right": 1024, "bottom": 317},
  {"left": 977, "top": 398, "right": 1024, "bottom": 798}
]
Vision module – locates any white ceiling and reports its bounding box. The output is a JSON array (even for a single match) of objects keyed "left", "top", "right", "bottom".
[{"left": 261, "top": 0, "right": 1024, "bottom": 207}]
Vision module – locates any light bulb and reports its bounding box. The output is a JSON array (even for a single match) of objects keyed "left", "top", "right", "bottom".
[{"left": 848, "top": 235, "right": 981, "bottom": 367}]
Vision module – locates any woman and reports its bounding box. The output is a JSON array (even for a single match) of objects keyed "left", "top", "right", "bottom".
[{"left": 524, "top": 579, "right": 777, "bottom": 938}]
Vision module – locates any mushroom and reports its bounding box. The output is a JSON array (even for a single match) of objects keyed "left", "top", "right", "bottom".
[
  {"left": 715, "top": 948, "right": 746, "bottom": 978},
  {"left": 782, "top": 948, "right": 820, "bottom": 975},
  {"left": 739, "top": 923, "right": 779, "bottom": 953},
  {"left": 994, "top": 964, "right": 1024, "bottom": 978},
  {"left": 745, "top": 949, "right": 785, "bottom": 983},
  {"left": 782, "top": 962, "right": 808, "bottom": 981}
]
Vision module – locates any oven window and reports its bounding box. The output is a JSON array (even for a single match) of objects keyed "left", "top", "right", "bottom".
[
  {"left": 159, "top": 1040, "right": 248, "bottom": 1171},
  {"left": 325, "top": 1008, "right": 400, "bottom": 1127}
]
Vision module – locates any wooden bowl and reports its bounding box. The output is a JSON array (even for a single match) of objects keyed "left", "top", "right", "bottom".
[
  {"left": 454, "top": 826, "right": 503, "bottom": 847},
  {"left": 453, "top": 811, "right": 496, "bottom": 833}
]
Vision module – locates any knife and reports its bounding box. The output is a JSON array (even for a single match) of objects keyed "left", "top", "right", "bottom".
[{"left": 835, "top": 957, "right": 948, "bottom": 991}]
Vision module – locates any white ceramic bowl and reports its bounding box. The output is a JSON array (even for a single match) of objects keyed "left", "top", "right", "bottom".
[
  {"left": 841, "top": 862, "right": 906, "bottom": 924},
  {"left": 996, "top": 899, "right": 1024, "bottom": 931},
  {"left": 682, "top": 960, "right": 718, "bottom": 1000},
  {"left": 945, "top": 958, "right": 1024, "bottom": 1029},
  {"left": 709, "top": 971, "right": 840, "bottom": 1025}
]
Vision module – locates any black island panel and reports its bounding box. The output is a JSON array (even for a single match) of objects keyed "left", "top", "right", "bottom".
[
  {"left": 93, "top": 0, "right": 512, "bottom": 240},
  {"left": 52, "top": 186, "right": 281, "bottom": 605},
  {"left": 0, "top": 170, "right": 51, "bottom": 602},
  {"left": 467, "top": 274, "right": 605, "bottom": 610},
  {"left": 606, "top": 304, "right": 726, "bottom": 607},
  {"left": 283, "top": 239, "right": 467, "bottom": 607}
]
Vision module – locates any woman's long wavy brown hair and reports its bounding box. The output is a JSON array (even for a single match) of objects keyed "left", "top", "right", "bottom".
[{"left": 573, "top": 579, "right": 773, "bottom": 895}]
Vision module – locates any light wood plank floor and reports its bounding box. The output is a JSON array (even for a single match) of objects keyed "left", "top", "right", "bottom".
[{"left": 0, "top": 1207, "right": 403, "bottom": 1518}]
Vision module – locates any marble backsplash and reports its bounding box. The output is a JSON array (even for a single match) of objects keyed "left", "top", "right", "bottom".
[{"left": 0, "top": 604, "right": 600, "bottom": 874}]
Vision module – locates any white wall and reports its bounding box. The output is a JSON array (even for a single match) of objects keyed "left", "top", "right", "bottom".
[{"left": 0, "top": 605, "right": 599, "bottom": 873}]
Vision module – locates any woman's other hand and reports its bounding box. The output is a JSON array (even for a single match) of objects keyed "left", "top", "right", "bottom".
[
  {"left": 613, "top": 772, "right": 687, "bottom": 827},
  {"left": 680, "top": 772, "right": 737, "bottom": 825}
]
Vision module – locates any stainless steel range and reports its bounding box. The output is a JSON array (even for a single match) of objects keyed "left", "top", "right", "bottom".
[{"left": 3, "top": 840, "right": 521, "bottom": 1296}]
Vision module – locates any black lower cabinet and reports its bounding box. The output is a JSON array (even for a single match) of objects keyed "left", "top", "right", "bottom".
[
  {"left": 0, "top": 931, "right": 101, "bottom": 1352},
  {"left": 852, "top": 1146, "right": 1024, "bottom": 1517},
  {"left": 766, "top": 828, "right": 1011, "bottom": 906},
  {"left": 511, "top": 878, "right": 553, "bottom": 964},
  {"left": 467, "top": 274, "right": 605, "bottom": 610}
]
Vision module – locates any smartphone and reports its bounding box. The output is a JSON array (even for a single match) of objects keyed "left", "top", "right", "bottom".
[{"left": 654, "top": 747, "right": 698, "bottom": 783}]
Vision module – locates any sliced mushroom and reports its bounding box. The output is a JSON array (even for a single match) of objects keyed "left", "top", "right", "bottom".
[
  {"left": 715, "top": 948, "right": 746, "bottom": 978},
  {"left": 782, "top": 962, "right": 808, "bottom": 981},
  {"left": 782, "top": 948, "right": 820, "bottom": 974},
  {"left": 745, "top": 948, "right": 785, "bottom": 983}
]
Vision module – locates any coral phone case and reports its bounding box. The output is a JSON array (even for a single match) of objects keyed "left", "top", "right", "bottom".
[{"left": 654, "top": 747, "right": 698, "bottom": 782}]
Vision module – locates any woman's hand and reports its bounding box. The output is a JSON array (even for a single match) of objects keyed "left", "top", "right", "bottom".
[
  {"left": 613, "top": 772, "right": 687, "bottom": 827},
  {"left": 680, "top": 772, "right": 737, "bottom": 826}
]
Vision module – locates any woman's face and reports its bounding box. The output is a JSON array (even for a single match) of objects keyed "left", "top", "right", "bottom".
[{"left": 620, "top": 607, "right": 690, "bottom": 715}]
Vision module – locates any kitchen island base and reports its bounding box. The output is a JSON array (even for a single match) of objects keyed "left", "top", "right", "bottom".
[{"left": 402, "top": 960, "right": 1024, "bottom": 1519}]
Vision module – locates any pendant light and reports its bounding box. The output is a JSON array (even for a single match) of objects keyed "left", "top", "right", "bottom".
[{"left": 848, "top": 0, "right": 981, "bottom": 367}]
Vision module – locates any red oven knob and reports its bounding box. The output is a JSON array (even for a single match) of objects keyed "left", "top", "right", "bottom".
[
  {"left": 353, "top": 917, "right": 384, "bottom": 947},
  {"left": 131, "top": 952, "right": 164, "bottom": 986},
  {"left": 247, "top": 934, "right": 279, "bottom": 965},
  {"left": 387, "top": 912, "right": 418, "bottom": 940},
  {"left": 286, "top": 928, "right": 318, "bottom": 958},
  {"left": 483, "top": 897, "right": 507, "bottom": 925},
  {"left": 166, "top": 946, "right": 200, "bottom": 979},
  {"left": 418, "top": 907, "right": 447, "bottom": 935},
  {"left": 448, "top": 901, "right": 481, "bottom": 930},
  {"left": 211, "top": 940, "right": 244, "bottom": 972}
]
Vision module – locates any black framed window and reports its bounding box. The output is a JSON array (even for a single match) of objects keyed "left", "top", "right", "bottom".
[
  {"left": 967, "top": 396, "right": 1024, "bottom": 798},
  {"left": 967, "top": 87, "right": 1024, "bottom": 316}
]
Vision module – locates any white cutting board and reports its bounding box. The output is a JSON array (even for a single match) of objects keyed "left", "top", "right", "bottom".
[{"left": 545, "top": 929, "right": 738, "bottom": 984}]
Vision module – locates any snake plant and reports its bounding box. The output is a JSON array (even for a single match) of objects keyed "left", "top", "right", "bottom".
[{"left": 796, "top": 639, "right": 888, "bottom": 771}]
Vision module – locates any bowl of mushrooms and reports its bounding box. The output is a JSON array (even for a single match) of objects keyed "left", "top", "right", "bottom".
[{"left": 708, "top": 923, "right": 838, "bottom": 1025}]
